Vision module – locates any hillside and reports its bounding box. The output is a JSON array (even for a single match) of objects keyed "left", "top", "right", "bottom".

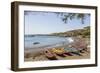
[{"left": 52, "top": 26, "right": 90, "bottom": 38}]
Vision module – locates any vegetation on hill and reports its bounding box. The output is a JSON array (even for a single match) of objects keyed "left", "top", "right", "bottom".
[{"left": 52, "top": 26, "right": 90, "bottom": 38}]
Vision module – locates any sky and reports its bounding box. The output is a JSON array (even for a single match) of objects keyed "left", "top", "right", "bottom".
[{"left": 24, "top": 11, "right": 90, "bottom": 35}]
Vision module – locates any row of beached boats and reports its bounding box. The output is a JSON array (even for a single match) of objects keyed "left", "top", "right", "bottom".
[{"left": 44, "top": 48, "right": 88, "bottom": 60}]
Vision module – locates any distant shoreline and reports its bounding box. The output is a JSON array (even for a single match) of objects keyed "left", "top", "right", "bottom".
[
  {"left": 25, "top": 26, "right": 90, "bottom": 38},
  {"left": 24, "top": 34, "right": 69, "bottom": 38}
]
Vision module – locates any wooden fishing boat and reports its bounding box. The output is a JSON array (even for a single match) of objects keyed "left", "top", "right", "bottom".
[
  {"left": 70, "top": 51, "right": 82, "bottom": 56},
  {"left": 51, "top": 48, "right": 67, "bottom": 57},
  {"left": 44, "top": 49, "right": 57, "bottom": 60},
  {"left": 33, "top": 42, "right": 40, "bottom": 44}
]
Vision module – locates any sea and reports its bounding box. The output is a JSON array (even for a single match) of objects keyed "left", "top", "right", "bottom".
[{"left": 24, "top": 35, "right": 73, "bottom": 49}]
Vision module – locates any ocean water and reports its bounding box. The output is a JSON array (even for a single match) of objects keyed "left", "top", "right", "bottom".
[{"left": 24, "top": 35, "right": 73, "bottom": 49}]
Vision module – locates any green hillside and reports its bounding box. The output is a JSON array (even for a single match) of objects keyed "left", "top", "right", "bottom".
[{"left": 52, "top": 26, "right": 90, "bottom": 38}]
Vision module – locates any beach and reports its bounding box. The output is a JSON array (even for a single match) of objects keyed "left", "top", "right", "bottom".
[
  {"left": 24, "top": 42, "right": 90, "bottom": 62},
  {"left": 24, "top": 49, "right": 90, "bottom": 62}
]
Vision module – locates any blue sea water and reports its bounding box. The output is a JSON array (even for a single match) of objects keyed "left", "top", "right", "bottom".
[{"left": 25, "top": 35, "right": 73, "bottom": 49}]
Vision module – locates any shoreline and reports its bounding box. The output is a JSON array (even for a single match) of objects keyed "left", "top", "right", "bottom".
[
  {"left": 24, "top": 42, "right": 70, "bottom": 53},
  {"left": 24, "top": 37, "right": 90, "bottom": 62}
]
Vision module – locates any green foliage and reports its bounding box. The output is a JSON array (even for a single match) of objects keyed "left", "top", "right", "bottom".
[
  {"left": 81, "top": 26, "right": 90, "bottom": 38},
  {"left": 52, "top": 26, "right": 90, "bottom": 38},
  {"left": 56, "top": 13, "right": 90, "bottom": 24}
]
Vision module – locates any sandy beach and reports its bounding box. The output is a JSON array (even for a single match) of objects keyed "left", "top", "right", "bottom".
[{"left": 24, "top": 45, "right": 90, "bottom": 62}]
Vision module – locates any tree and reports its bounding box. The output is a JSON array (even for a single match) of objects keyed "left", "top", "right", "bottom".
[{"left": 55, "top": 13, "right": 90, "bottom": 24}]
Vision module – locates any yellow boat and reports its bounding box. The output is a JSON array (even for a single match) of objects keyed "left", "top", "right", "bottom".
[
  {"left": 51, "top": 48, "right": 73, "bottom": 56},
  {"left": 51, "top": 48, "right": 65, "bottom": 54}
]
